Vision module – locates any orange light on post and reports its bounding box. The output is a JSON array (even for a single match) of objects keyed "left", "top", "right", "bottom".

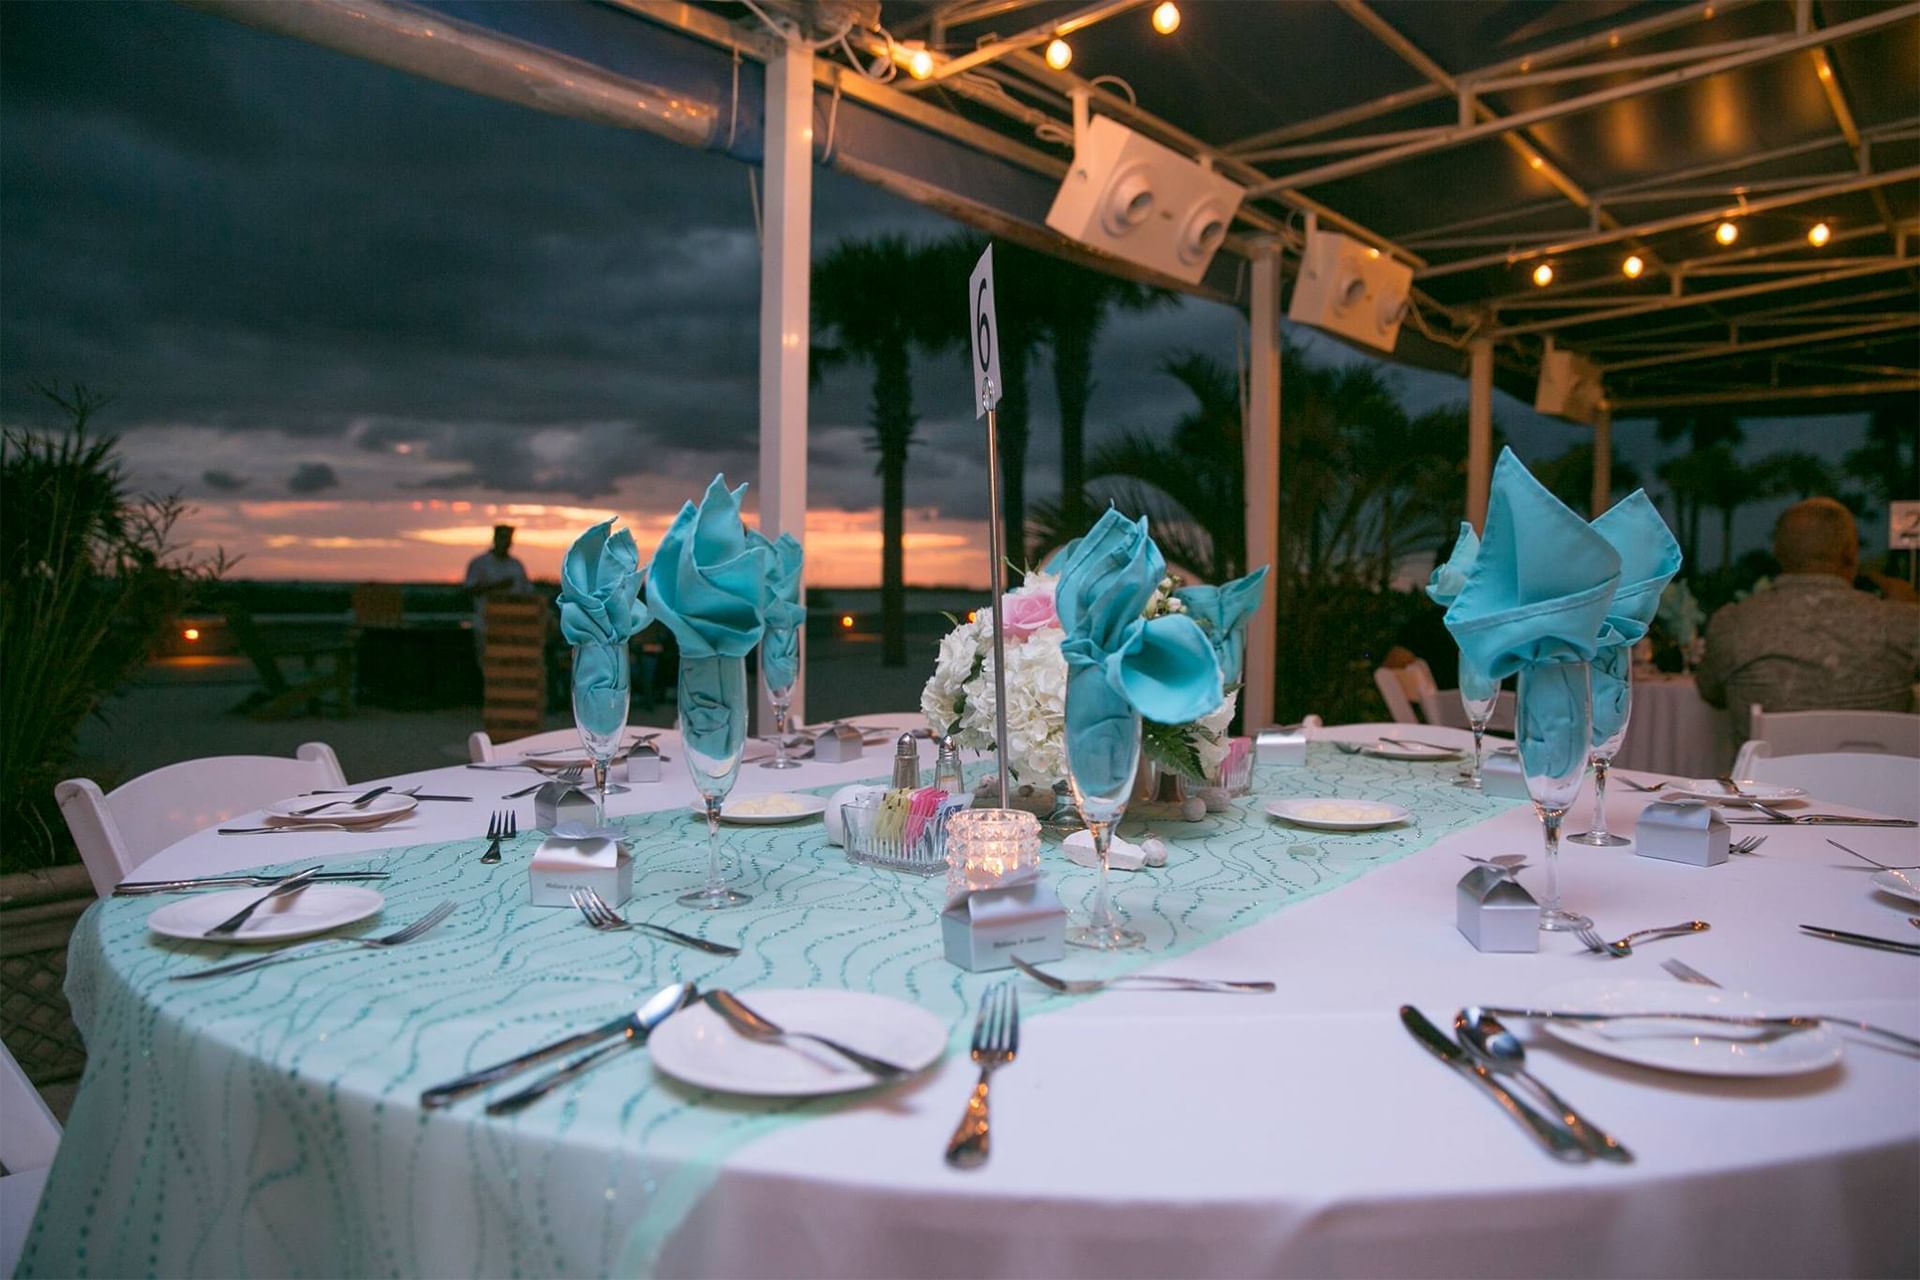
[
  {"left": 1531, "top": 262, "right": 1555, "bottom": 288},
  {"left": 182, "top": 627, "right": 201, "bottom": 642},
  {"left": 967, "top": 610, "right": 978, "bottom": 623},
  {"left": 1714, "top": 220, "right": 1739, "bottom": 246},
  {"left": 840, "top": 614, "right": 855, "bottom": 629}
]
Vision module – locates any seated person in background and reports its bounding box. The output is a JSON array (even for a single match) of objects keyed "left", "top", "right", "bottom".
[
  {"left": 465, "top": 523, "right": 532, "bottom": 654},
  {"left": 1696, "top": 498, "right": 1919, "bottom": 742}
]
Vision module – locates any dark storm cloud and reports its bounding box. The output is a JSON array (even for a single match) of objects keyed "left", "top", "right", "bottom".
[
  {"left": 201, "top": 469, "right": 248, "bottom": 491},
  {"left": 287, "top": 462, "right": 339, "bottom": 494}
]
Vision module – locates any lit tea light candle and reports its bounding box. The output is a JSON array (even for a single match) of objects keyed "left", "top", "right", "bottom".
[{"left": 945, "top": 808, "right": 1041, "bottom": 900}]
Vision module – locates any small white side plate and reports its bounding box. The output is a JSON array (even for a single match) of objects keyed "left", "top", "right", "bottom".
[
  {"left": 696, "top": 793, "right": 829, "bottom": 825},
  {"left": 1869, "top": 869, "right": 1920, "bottom": 906},
  {"left": 1536, "top": 977, "right": 1841, "bottom": 1078},
  {"left": 1663, "top": 779, "right": 1807, "bottom": 804},
  {"left": 649, "top": 989, "right": 946, "bottom": 1096},
  {"left": 1362, "top": 741, "right": 1462, "bottom": 761},
  {"left": 263, "top": 793, "right": 418, "bottom": 825},
  {"left": 148, "top": 885, "right": 385, "bottom": 944},
  {"left": 1265, "top": 798, "right": 1412, "bottom": 831}
]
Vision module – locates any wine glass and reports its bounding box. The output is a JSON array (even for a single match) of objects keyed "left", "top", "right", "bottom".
[
  {"left": 1454, "top": 655, "right": 1501, "bottom": 791},
  {"left": 678, "top": 653, "right": 751, "bottom": 909},
  {"left": 761, "top": 677, "right": 801, "bottom": 770},
  {"left": 1064, "top": 706, "right": 1144, "bottom": 950},
  {"left": 571, "top": 641, "right": 631, "bottom": 828},
  {"left": 1570, "top": 647, "right": 1632, "bottom": 847},
  {"left": 1516, "top": 659, "right": 1593, "bottom": 932}
]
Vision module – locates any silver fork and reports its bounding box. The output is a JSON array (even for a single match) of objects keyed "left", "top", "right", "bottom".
[
  {"left": 946, "top": 981, "right": 1018, "bottom": 1169},
  {"left": 171, "top": 900, "right": 457, "bottom": 980},
  {"left": 480, "top": 810, "right": 514, "bottom": 864},
  {"left": 1574, "top": 920, "right": 1710, "bottom": 957},
  {"left": 570, "top": 888, "right": 740, "bottom": 956},
  {"left": 505, "top": 766, "right": 584, "bottom": 800},
  {"left": 1658, "top": 959, "right": 1920, "bottom": 1050},
  {"left": 1614, "top": 776, "right": 1674, "bottom": 793},
  {"left": 1827, "top": 838, "right": 1920, "bottom": 874},
  {"left": 1730, "top": 834, "right": 1767, "bottom": 855},
  {"left": 1010, "top": 955, "right": 1274, "bottom": 995}
]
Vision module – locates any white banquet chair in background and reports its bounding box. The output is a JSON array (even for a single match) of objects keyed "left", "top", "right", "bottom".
[
  {"left": 55, "top": 743, "right": 346, "bottom": 896},
  {"left": 468, "top": 727, "right": 598, "bottom": 763},
  {"left": 0, "top": 1035, "right": 62, "bottom": 1277},
  {"left": 1746, "top": 706, "right": 1920, "bottom": 760},
  {"left": 1739, "top": 750, "right": 1920, "bottom": 823},
  {"left": 1372, "top": 659, "right": 1437, "bottom": 724},
  {"left": 1418, "top": 686, "right": 1517, "bottom": 734}
]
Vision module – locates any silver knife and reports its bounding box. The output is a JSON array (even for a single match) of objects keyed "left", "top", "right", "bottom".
[
  {"left": 483, "top": 983, "right": 700, "bottom": 1116},
  {"left": 419, "top": 982, "right": 695, "bottom": 1109},
  {"left": 115, "top": 871, "right": 387, "bottom": 896},
  {"left": 1399, "top": 1005, "right": 1588, "bottom": 1162},
  {"left": 1798, "top": 924, "right": 1920, "bottom": 956},
  {"left": 293, "top": 785, "right": 391, "bottom": 816},
  {"left": 202, "top": 866, "right": 321, "bottom": 938}
]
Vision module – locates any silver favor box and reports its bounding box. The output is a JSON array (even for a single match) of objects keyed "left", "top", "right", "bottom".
[
  {"left": 1255, "top": 726, "right": 1307, "bottom": 766},
  {"left": 527, "top": 836, "right": 634, "bottom": 908},
  {"left": 624, "top": 743, "right": 661, "bottom": 784},
  {"left": 1635, "top": 800, "right": 1729, "bottom": 867},
  {"left": 941, "top": 879, "right": 1066, "bottom": 971},
  {"left": 1456, "top": 865, "right": 1540, "bottom": 952},
  {"left": 1480, "top": 750, "right": 1531, "bottom": 800},
  {"left": 811, "top": 723, "right": 865, "bottom": 764},
  {"left": 533, "top": 781, "right": 598, "bottom": 831}
]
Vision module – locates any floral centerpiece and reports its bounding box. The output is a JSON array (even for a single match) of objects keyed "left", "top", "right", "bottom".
[{"left": 921, "top": 569, "right": 1236, "bottom": 790}]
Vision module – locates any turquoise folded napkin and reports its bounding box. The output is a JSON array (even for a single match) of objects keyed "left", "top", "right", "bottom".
[
  {"left": 1054, "top": 510, "right": 1223, "bottom": 800},
  {"left": 1444, "top": 449, "right": 1621, "bottom": 780},
  {"left": 749, "top": 529, "right": 805, "bottom": 693},
  {"left": 558, "top": 519, "right": 649, "bottom": 740},
  {"left": 1589, "top": 490, "right": 1683, "bottom": 745},
  {"left": 647, "top": 475, "right": 772, "bottom": 761},
  {"left": 1426, "top": 522, "right": 1497, "bottom": 705},
  {"left": 1174, "top": 566, "right": 1269, "bottom": 685}
]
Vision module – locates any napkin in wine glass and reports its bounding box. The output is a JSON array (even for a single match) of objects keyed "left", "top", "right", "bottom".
[
  {"left": 749, "top": 528, "right": 805, "bottom": 694},
  {"left": 558, "top": 519, "right": 649, "bottom": 739},
  {"left": 1588, "top": 490, "right": 1683, "bottom": 744},
  {"left": 1174, "top": 565, "right": 1269, "bottom": 685},
  {"left": 1053, "top": 509, "right": 1223, "bottom": 799},
  {"left": 1425, "top": 522, "right": 1497, "bottom": 704}
]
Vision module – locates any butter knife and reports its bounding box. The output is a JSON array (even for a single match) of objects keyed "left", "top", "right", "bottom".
[
  {"left": 202, "top": 866, "right": 320, "bottom": 938},
  {"left": 1399, "top": 1005, "right": 1588, "bottom": 1162},
  {"left": 115, "top": 871, "right": 387, "bottom": 896},
  {"left": 1798, "top": 924, "right": 1920, "bottom": 956}
]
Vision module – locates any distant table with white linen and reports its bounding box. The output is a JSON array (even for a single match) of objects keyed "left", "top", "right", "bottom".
[
  {"left": 1613, "top": 671, "right": 1734, "bottom": 779},
  {"left": 21, "top": 723, "right": 1918, "bottom": 1278}
]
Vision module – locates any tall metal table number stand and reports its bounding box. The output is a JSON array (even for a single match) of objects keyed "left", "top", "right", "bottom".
[{"left": 971, "top": 245, "right": 1012, "bottom": 810}]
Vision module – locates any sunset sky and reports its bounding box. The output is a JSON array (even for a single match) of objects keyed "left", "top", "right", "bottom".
[{"left": 1, "top": 5, "right": 1881, "bottom": 587}]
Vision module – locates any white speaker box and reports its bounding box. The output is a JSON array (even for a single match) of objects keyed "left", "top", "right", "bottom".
[
  {"left": 1286, "top": 228, "right": 1414, "bottom": 353},
  {"left": 1535, "top": 346, "right": 1606, "bottom": 424}
]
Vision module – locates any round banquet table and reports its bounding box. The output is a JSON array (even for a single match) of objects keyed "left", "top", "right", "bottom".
[
  {"left": 1613, "top": 672, "right": 1735, "bottom": 780},
  {"left": 21, "top": 723, "right": 1919, "bottom": 1279}
]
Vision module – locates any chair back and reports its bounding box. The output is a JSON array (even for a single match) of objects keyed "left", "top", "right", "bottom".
[
  {"left": 56, "top": 743, "right": 346, "bottom": 896},
  {"left": 351, "top": 583, "right": 405, "bottom": 629},
  {"left": 1744, "top": 750, "right": 1920, "bottom": 822},
  {"left": 1372, "top": 659, "right": 1436, "bottom": 724},
  {"left": 467, "top": 727, "right": 599, "bottom": 764},
  {"left": 1418, "top": 687, "right": 1517, "bottom": 735},
  {"left": 1747, "top": 706, "right": 1920, "bottom": 758},
  {"left": 0, "top": 1035, "right": 60, "bottom": 1173},
  {"left": 482, "top": 597, "right": 548, "bottom": 743}
]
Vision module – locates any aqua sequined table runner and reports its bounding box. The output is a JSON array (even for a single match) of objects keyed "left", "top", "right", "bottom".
[{"left": 21, "top": 746, "right": 1516, "bottom": 1277}]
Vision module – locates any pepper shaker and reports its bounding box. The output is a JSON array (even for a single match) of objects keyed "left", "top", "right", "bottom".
[
  {"left": 891, "top": 733, "right": 922, "bottom": 791},
  {"left": 933, "top": 735, "right": 966, "bottom": 795}
]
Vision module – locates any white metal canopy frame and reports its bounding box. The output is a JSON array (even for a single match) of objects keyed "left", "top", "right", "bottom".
[{"left": 186, "top": 0, "right": 1920, "bottom": 727}]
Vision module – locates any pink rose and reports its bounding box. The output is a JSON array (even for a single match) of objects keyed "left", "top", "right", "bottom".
[{"left": 1001, "top": 581, "right": 1059, "bottom": 641}]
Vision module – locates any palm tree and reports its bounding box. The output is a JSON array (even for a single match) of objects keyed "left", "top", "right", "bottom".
[
  {"left": 1654, "top": 410, "right": 1743, "bottom": 566},
  {"left": 812, "top": 236, "right": 956, "bottom": 666},
  {"left": 1534, "top": 439, "right": 1645, "bottom": 515}
]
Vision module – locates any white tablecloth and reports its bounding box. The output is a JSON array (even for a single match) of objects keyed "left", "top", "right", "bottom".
[
  {"left": 57, "top": 724, "right": 1920, "bottom": 1278},
  {"left": 1614, "top": 673, "right": 1734, "bottom": 779}
]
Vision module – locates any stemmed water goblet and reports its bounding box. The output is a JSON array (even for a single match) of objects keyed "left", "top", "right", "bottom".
[
  {"left": 570, "top": 641, "right": 630, "bottom": 829},
  {"left": 1454, "top": 657, "right": 1501, "bottom": 791},
  {"left": 1064, "top": 711, "right": 1144, "bottom": 950},
  {"left": 678, "top": 654, "right": 752, "bottom": 909},
  {"left": 1570, "top": 647, "right": 1632, "bottom": 847},
  {"left": 761, "top": 678, "right": 801, "bottom": 771},
  {"left": 1517, "top": 659, "right": 1594, "bottom": 932}
]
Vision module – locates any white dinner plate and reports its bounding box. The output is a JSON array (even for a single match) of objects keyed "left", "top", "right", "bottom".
[
  {"left": 1869, "top": 869, "right": 1920, "bottom": 906},
  {"left": 1536, "top": 977, "right": 1842, "bottom": 1078},
  {"left": 1265, "top": 797, "right": 1412, "bottom": 831},
  {"left": 648, "top": 989, "right": 947, "bottom": 1096},
  {"left": 147, "top": 885, "right": 385, "bottom": 945},
  {"left": 1662, "top": 779, "right": 1807, "bottom": 805},
  {"left": 1362, "top": 740, "right": 1463, "bottom": 761},
  {"left": 698, "top": 793, "right": 829, "bottom": 825},
  {"left": 263, "top": 792, "right": 418, "bottom": 825}
]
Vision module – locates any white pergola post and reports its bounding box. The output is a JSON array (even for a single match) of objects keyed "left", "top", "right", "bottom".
[
  {"left": 1243, "top": 240, "right": 1283, "bottom": 728},
  {"left": 758, "top": 34, "right": 814, "bottom": 727},
  {"left": 1591, "top": 406, "right": 1613, "bottom": 516},
  {"left": 1466, "top": 337, "right": 1494, "bottom": 531}
]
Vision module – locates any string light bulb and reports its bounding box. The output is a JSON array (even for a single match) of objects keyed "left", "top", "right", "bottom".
[
  {"left": 1044, "top": 37, "right": 1073, "bottom": 69},
  {"left": 1714, "top": 220, "right": 1739, "bottom": 246},
  {"left": 1531, "top": 262, "right": 1555, "bottom": 288},
  {"left": 1807, "top": 221, "right": 1832, "bottom": 247},
  {"left": 1151, "top": 2, "right": 1181, "bottom": 34},
  {"left": 1621, "top": 254, "right": 1645, "bottom": 279},
  {"left": 905, "top": 46, "right": 934, "bottom": 80}
]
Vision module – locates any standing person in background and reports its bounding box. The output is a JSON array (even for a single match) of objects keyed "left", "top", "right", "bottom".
[
  {"left": 1695, "top": 498, "right": 1918, "bottom": 742},
  {"left": 464, "top": 524, "right": 531, "bottom": 655}
]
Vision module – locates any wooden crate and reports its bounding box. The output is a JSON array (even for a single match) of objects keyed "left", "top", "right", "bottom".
[{"left": 483, "top": 596, "right": 547, "bottom": 740}]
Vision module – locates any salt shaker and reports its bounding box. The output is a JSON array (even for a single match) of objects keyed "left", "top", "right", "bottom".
[
  {"left": 933, "top": 735, "right": 966, "bottom": 795},
  {"left": 890, "top": 733, "right": 921, "bottom": 791}
]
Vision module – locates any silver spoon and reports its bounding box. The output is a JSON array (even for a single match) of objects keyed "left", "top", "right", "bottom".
[{"left": 1455, "top": 1007, "right": 1632, "bottom": 1163}]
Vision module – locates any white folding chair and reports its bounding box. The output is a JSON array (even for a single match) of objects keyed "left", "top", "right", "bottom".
[
  {"left": 1418, "top": 687, "right": 1517, "bottom": 735},
  {"left": 1747, "top": 706, "right": 1920, "bottom": 759},
  {"left": 0, "top": 1035, "right": 61, "bottom": 1277},
  {"left": 1742, "top": 749, "right": 1920, "bottom": 823},
  {"left": 1372, "top": 659, "right": 1437, "bottom": 725},
  {"left": 468, "top": 727, "right": 587, "bottom": 764},
  {"left": 56, "top": 743, "right": 345, "bottom": 897}
]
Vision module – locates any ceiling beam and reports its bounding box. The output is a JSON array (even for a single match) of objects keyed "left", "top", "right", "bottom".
[
  {"left": 1611, "top": 379, "right": 1919, "bottom": 410},
  {"left": 1244, "top": 3, "right": 1920, "bottom": 197},
  {"left": 1601, "top": 316, "right": 1920, "bottom": 371},
  {"left": 904, "top": 0, "right": 1150, "bottom": 86}
]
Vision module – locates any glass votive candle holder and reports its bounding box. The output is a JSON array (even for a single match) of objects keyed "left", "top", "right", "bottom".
[{"left": 944, "top": 807, "right": 1041, "bottom": 901}]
